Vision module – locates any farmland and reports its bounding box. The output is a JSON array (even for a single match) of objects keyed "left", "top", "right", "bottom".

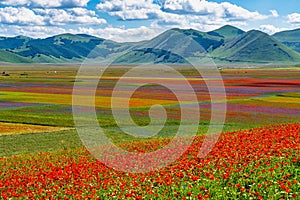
[{"left": 0, "top": 65, "right": 299, "bottom": 199}]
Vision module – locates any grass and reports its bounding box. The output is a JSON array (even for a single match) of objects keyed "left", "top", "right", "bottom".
[
  {"left": 0, "top": 129, "right": 82, "bottom": 157},
  {"left": 0, "top": 108, "right": 75, "bottom": 127},
  {"left": 0, "top": 120, "right": 268, "bottom": 157}
]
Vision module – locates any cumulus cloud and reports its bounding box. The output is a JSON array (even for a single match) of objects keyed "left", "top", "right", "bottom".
[
  {"left": 0, "top": 7, "right": 106, "bottom": 26},
  {"left": 97, "top": 0, "right": 161, "bottom": 20},
  {"left": 34, "top": 8, "right": 107, "bottom": 25},
  {"left": 96, "top": 0, "right": 269, "bottom": 29},
  {"left": 0, "top": 0, "right": 294, "bottom": 42},
  {"left": 0, "top": 24, "right": 67, "bottom": 38},
  {"left": 0, "top": 24, "right": 163, "bottom": 42},
  {"left": 0, "top": 0, "right": 90, "bottom": 8},
  {"left": 287, "top": 13, "right": 300, "bottom": 24},
  {"left": 152, "top": 11, "right": 187, "bottom": 26},
  {"left": 150, "top": 5, "right": 248, "bottom": 32},
  {"left": 259, "top": 25, "right": 287, "bottom": 35},
  {"left": 72, "top": 26, "right": 163, "bottom": 42},
  {"left": 270, "top": 10, "right": 279, "bottom": 18},
  {"left": 0, "top": 7, "right": 45, "bottom": 25},
  {"left": 163, "top": 0, "right": 268, "bottom": 21}
]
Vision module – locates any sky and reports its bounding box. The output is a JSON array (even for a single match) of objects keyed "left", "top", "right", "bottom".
[{"left": 0, "top": 0, "right": 299, "bottom": 42}]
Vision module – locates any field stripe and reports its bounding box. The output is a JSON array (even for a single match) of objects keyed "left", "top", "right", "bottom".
[{"left": 0, "top": 122, "right": 72, "bottom": 136}]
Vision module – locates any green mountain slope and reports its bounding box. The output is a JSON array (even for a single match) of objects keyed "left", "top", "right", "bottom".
[
  {"left": 113, "top": 48, "right": 187, "bottom": 64},
  {"left": 112, "top": 28, "right": 225, "bottom": 64},
  {"left": 0, "top": 33, "right": 128, "bottom": 63},
  {"left": 140, "top": 28, "right": 224, "bottom": 55},
  {"left": 273, "top": 29, "right": 300, "bottom": 52},
  {"left": 212, "top": 30, "right": 300, "bottom": 63},
  {"left": 0, "top": 36, "right": 33, "bottom": 49},
  {"left": 1, "top": 25, "right": 300, "bottom": 64},
  {"left": 0, "top": 49, "right": 32, "bottom": 63},
  {"left": 208, "top": 25, "right": 245, "bottom": 39},
  {"left": 15, "top": 34, "right": 112, "bottom": 61}
]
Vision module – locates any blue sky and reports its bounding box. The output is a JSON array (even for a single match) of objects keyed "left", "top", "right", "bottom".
[
  {"left": 0, "top": 0, "right": 299, "bottom": 42},
  {"left": 211, "top": 0, "right": 299, "bottom": 15}
]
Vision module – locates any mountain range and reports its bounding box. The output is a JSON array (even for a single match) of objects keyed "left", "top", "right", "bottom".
[{"left": 1, "top": 25, "right": 300, "bottom": 64}]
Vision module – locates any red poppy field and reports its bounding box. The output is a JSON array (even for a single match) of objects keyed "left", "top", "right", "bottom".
[
  {"left": 0, "top": 66, "right": 299, "bottom": 199},
  {"left": 1, "top": 124, "right": 299, "bottom": 199}
]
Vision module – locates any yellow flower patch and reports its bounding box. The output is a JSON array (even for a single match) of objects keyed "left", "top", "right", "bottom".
[{"left": 0, "top": 122, "right": 71, "bottom": 136}]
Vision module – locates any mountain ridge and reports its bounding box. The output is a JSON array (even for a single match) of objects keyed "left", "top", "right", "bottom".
[
  {"left": 273, "top": 28, "right": 300, "bottom": 53},
  {"left": 1, "top": 25, "right": 300, "bottom": 64},
  {"left": 207, "top": 25, "right": 245, "bottom": 39},
  {"left": 212, "top": 30, "right": 300, "bottom": 63}
]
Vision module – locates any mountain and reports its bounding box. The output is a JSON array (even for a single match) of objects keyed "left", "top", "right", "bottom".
[
  {"left": 273, "top": 29, "right": 300, "bottom": 53},
  {"left": 141, "top": 28, "right": 224, "bottom": 54},
  {"left": 0, "top": 34, "right": 129, "bottom": 63},
  {"left": 212, "top": 30, "right": 300, "bottom": 63},
  {"left": 0, "top": 36, "right": 33, "bottom": 49},
  {"left": 0, "top": 25, "right": 300, "bottom": 64},
  {"left": 113, "top": 28, "right": 224, "bottom": 64},
  {"left": 208, "top": 25, "right": 245, "bottom": 39},
  {"left": 0, "top": 49, "right": 32, "bottom": 63},
  {"left": 113, "top": 48, "right": 187, "bottom": 64}
]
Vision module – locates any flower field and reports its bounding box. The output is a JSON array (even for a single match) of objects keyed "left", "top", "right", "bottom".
[
  {"left": 1, "top": 123, "right": 299, "bottom": 199},
  {"left": 0, "top": 66, "right": 299, "bottom": 199},
  {"left": 0, "top": 122, "right": 71, "bottom": 136}
]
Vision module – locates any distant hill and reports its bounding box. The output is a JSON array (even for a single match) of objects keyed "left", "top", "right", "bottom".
[
  {"left": 212, "top": 30, "right": 300, "bottom": 63},
  {"left": 273, "top": 29, "right": 300, "bottom": 53},
  {"left": 130, "top": 28, "right": 300, "bottom": 64},
  {"left": 0, "top": 25, "right": 300, "bottom": 64},
  {"left": 0, "top": 36, "right": 33, "bottom": 49},
  {"left": 114, "top": 28, "right": 224, "bottom": 64},
  {"left": 135, "top": 29, "right": 224, "bottom": 53},
  {"left": 0, "top": 49, "right": 32, "bottom": 63},
  {"left": 113, "top": 48, "right": 187, "bottom": 64},
  {"left": 0, "top": 34, "right": 129, "bottom": 63},
  {"left": 208, "top": 25, "right": 245, "bottom": 39}
]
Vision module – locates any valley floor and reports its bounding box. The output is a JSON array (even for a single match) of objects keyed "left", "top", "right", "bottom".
[{"left": 0, "top": 65, "right": 299, "bottom": 199}]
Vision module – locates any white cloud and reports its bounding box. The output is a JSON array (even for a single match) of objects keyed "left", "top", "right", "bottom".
[
  {"left": 162, "top": 0, "right": 268, "bottom": 21},
  {"left": 151, "top": 5, "right": 248, "bottom": 32},
  {"left": 0, "top": 24, "right": 163, "bottom": 42},
  {"left": 270, "top": 10, "right": 279, "bottom": 18},
  {"left": 97, "top": 0, "right": 161, "bottom": 20},
  {"left": 97, "top": 0, "right": 268, "bottom": 30},
  {"left": 34, "top": 8, "right": 107, "bottom": 25},
  {"left": 0, "top": 0, "right": 90, "bottom": 8},
  {"left": 0, "top": 24, "right": 67, "bottom": 38},
  {"left": 0, "top": 7, "right": 45, "bottom": 25},
  {"left": 287, "top": 13, "right": 300, "bottom": 24},
  {"left": 163, "top": 0, "right": 216, "bottom": 14},
  {"left": 72, "top": 26, "right": 163, "bottom": 42},
  {"left": 259, "top": 25, "right": 287, "bottom": 35},
  {"left": 0, "top": 7, "right": 106, "bottom": 26},
  {"left": 0, "top": 0, "right": 296, "bottom": 43}
]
